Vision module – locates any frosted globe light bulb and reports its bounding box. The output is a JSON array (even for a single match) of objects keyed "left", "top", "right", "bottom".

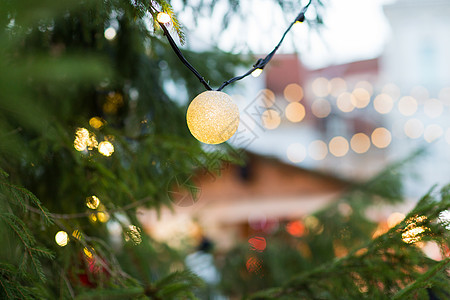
[{"left": 186, "top": 91, "right": 239, "bottom": 144}]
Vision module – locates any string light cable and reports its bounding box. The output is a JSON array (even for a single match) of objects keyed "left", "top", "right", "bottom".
[{"left": 151, "top": 1, "right": 313, "bottom": 144}]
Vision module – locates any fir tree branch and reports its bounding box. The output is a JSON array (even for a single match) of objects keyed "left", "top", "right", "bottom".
[{"left": 393, "top": 258, "right": 450, "bottom": 299}]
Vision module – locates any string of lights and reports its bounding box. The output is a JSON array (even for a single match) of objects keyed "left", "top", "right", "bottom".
[{"left": 154, "top": 0, "right": 312, "bottom": 91}]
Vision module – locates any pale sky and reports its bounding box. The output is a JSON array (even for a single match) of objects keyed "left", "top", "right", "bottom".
[{"left": 174, "top": 0, "right": 397, "bottom": 69}]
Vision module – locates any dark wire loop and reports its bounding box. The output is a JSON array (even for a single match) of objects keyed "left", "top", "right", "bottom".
[{"left": 156, "top": 0, "right": 312, "bottom": 92}]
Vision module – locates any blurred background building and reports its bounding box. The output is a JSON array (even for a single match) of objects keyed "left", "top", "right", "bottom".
[{"left": 140, "top": 0, "right": 450, "bottom": 253}]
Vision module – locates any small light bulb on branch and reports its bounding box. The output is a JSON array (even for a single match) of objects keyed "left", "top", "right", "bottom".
[
  {"left": 251, "top": 68, "right": 263, "bottom": 78},
  {"left": 157, "top": 12, "right": 171, "bottom": 24},
  {"left": 186, "top": 91, "right": 239, "bottom": 144}
]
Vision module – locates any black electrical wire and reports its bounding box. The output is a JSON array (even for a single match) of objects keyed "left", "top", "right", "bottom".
[{"left": 156, "top": 0, "right": 312, "bottom": 92}]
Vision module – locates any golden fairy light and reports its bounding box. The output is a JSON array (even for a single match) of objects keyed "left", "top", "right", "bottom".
[
  {"left": 350, "top": 133, "right": 370, "bottom": 154},
  {"left": 89, "top": 117, "right": 104, "bottom": 129},
  {"left": 354, "top": 81, "right": 373, "bottom": 95},
  {"left": 103, "top": 92, "right": 124, "bottom": 114},
  {"left": 329, "top": 136, "right": 349, "bottom": 157},
  {"left": 308, "top": 140, "right": 328, "bottom": 161},
  {"left": 337, "top": 92, "right": 355, "bottom": 113},
  {"left": 371, "top": 127, "right": 391, "bottom": 149},
  {"left": 89, "top": 213, "right": 98, "bottom": 223},
  {"left": 311, "top": 77, "right": 330, "bottom": 97},
  {"left": 402, "top": 215, "right": 428, "bottom": 244},
  {"left": 283, "top": 83, "right": 303, "bottom": 102},
  {"left": 186, "top": 91, "right": 239, "bottom": 144},
  {"left": 97, "top": 211, "right": 110, "bottom": 223},
  {"left": 329, "top": 77, "right": 347, "bottom": 97},
  {"left": 404, "top": 119, "right": 424, "bottom": 139},
  {"left": 373, "top": 93, "right": 393, "bottom": 114},
  {"left": 74, "top": 128, "right": 98, "bottom": 152},
  {"left": 311, "top": 98, "right": 331, "bottom": 118},
  {"left": 261, "top": 109, "right": 281, "bottom": 129},
  {"left": 285, "top": 102, "right": 305, "bottom": 123},
  {"left": 98, "top": 141, "right": 114, "bottom": 156},
  {"left": 72, "top": 230, "right": 82, "bottom": 240},
  {"left": 55, "top": 231, "right": 69, "bottom": 247},
  {"left": 86, "top": 195, "right": 100, "bottom": 210},
  {"left": 83, "top": 247, "right": 94, "bottom": 259},
  {"left": 398, "top": 96, "right": 418, "bottom": 116},
  {"left": 351, "top": 88, "right": 370, "bottom": 109},
  {"left": 260, "top": 89, "right": 275, "bottom": 107}
]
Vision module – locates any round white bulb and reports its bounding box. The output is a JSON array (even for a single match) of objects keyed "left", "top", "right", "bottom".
[
  {"left": 186, "top": 91, "right": 239, "bottom": 144},
  {"left": 157, "top": 12, "right": 171, "bottom": 24}
]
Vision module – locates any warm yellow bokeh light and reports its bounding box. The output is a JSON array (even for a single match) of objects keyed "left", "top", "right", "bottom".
[
  {"left": 387, "top": 212, "right": 405, "bottom": 228},
  {"left": 311, "top": 98, "right": 331, "bottom": 118},
  {"left": 424, "top": 124, "right": 443, "bottom": 143},
  {"left": 261, "top": 109, "right": 281, "bottom": 129},
  {"left": 89, "top": 213, "right": 98, "bottom": 223},
  {"left": 424, "top": 98, "right": 443, "bottom": 118},
  {"left": 382, "top": 83, "right": 401, "bottom": 100},
  {"left": 260, "top": 89, "right": 275, "bottom": 107},
  {"left": 86, "top": 195, "right": 100, "bottom": 209},
  {"left": 186, "top": 91, "right": 239, "bottom": 144},
  {"left": 329, "top": 136, "right": 349, "bottom": 157},
  {"left": 104, "top": 27, "right": 117, "bottom": 40},
  {"left": 373, "top": 93, "right": 393, "bottom": 114},
  {"left": 286, "top": 143, "right": 307, "bottom": 163},
  {"left": 311, "top": 77, "right": 330, "bottom": 97},
  {"left": 285, "top": 102, "right": 305, "bottom": 123},
  {"left": 354, "top": 81, "right": 373, "bottom": 95},
  {"left": 371, "top": 127, "right": 391, "bottom": 149},
  {"left": 97, "top": 211, "right": 110, "bottom": 223},
  {"left": 103, "top": 92, "right": 124, "bottom": 114},
  {"left": 398, "top": 96, "right": 418, "bottom": 116},
  {"left": 98, "top": 141, "right": 114, "bottom": 156},
  {"left": 83, "top": 247, "right": 93, "bottom": 259},
  {"left": 351, "top": 88, "right": 370, "bottom": 108},
  {"left": 283, "top": 83, "right": 303, "bottom": 102},
  {"left": 251, "top": 68, "right": 263, "bottom": 78},
  {"left": 337, "top": 92, "right": 355, "bottom": 113},
  {"left": 350, "top": 133, "right": 370, "bottom": 154},
  {"left": 72, "top": 230, "right": 82, "bottom": 240},
  {"left": 89, "top": 117, "right": 104, "bottom": 129},
  {"left": 329, "top": 77, "right": 347, "bottom": 97},
  {"left": 308, "top": 140, "right": 328, "bottom": 161},
  {"left": 157, "top": 12, "right": 171, "bottom": 23},
  {"left": 55, "top": 231, "right": 69, "bottom": 247},
  {"left": 404, "top": 119, "right": 424, "bottom": 139},
  {"left": 74, "top": 128, "right": 98, "bottom": 152}
]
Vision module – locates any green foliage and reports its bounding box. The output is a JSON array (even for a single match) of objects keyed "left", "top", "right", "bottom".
[{"left": 218, "top": 166, "right": 450, "bottom": 299}]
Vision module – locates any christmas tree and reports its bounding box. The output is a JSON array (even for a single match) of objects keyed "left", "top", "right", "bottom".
[{"left": 0, "top": 0, "right": 448, "bottom": 299}]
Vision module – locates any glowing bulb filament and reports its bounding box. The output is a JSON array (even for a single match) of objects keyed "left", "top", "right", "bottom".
[{"left": 251, "top": 68, "right": 263, "bottom": 78}]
